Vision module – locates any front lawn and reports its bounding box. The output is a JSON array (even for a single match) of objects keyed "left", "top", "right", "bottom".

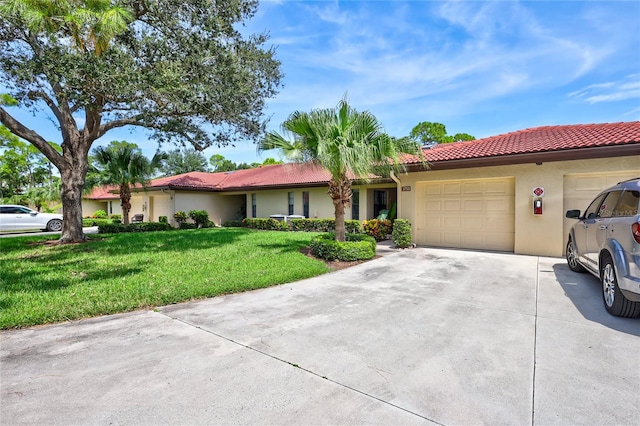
[{"left": 0, "top": 228, "right": 329, "bottom": 329}]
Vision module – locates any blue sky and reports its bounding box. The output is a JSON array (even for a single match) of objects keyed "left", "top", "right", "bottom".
[{"left": 8, "top": 0, "right": 640, "bottom": 165}]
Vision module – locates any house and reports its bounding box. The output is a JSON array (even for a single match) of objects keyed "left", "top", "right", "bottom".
[{"left": 83, "top": 121, "right": 640, "bottom": 257}]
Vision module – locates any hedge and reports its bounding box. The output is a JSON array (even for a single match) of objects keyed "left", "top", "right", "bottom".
[
  {"left": 243, "top": 218, "right": 362, "bottom": 233},
  {"left": 309, "top": 233, "right": 376, "bottom": 261},
  {"left": 98, "top": 222, "right": 173, "bottom": 234}
]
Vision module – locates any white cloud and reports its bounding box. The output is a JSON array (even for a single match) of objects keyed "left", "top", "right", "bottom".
[{"left": 569, "top": 75, "right": 640, "bottom": 104}]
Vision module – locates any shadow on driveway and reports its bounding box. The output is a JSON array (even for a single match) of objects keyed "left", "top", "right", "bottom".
[{"left": 553, "top": 262, "right": 639, "bottom": 336}]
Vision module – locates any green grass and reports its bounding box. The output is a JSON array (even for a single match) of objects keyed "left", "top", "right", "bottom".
[{"left": 0, "top": 228, "right": 330, "bottom": 329}]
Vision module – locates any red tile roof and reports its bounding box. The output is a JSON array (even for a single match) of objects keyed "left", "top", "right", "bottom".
[
  {"left": 84, "top": 122, "right": 639, "bottom": 197},
  {"left": 403, "top": 121, "right": 640, "bottom": 164},
  {"left": 84, "top": 185, "right": 119, "bottom": 200}
]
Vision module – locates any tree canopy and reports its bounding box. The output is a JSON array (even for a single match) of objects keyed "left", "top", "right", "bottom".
[
  {"left": 162, "top": 148, "right": 210, "bottom": 176},
  {"left": 90, "top": 141, "right": 165, "bottom": 224},
  {"left": 410, "top": 122, "right": 475, "bottom": 147},
  {"left": 259, "top": 98, "right": 423, "bottom": 242},
  {"left": 0, "top": 0, "right": 282, "bottom": 242}
]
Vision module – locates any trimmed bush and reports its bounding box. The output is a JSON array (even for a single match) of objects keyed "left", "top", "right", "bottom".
[
  {"left": 112, "top": 219, "right": 122, "bottom": 224},
  {"left": 309, "top": 233, "right": 376, "bottom": 261},
  {"left": 392, "top": 219, "right": 412, "bottom": 248},
  {"left": 362, "top": 219, "right": 392, "bottom": 241},
  {"left": 110, "top": 214, "right": 122, "bottom": 220},
  {"left": 242, "top": 218, "right": 289, "bottom": 231},
  {"left": 159, "top": 215, "right": 168, "bottom": 224},
  {"left": 92, "top": 210, "right": 107, "bottom": 219},
  {"left": 98, "top": 222, "right": 173, "bottom": 234},
  {"left": 222, "top": 219, "right": 244, "bottom": 227},
  {"left": 82, "top": 218, "right": 110, "bottom": 227},
  {"left": 188, "top": 210, "right": 209, "bottom": 228},
  {"left": 179, "top": 222, "right": 197, "bottom": 230},
  {"left": 174, "top": 211, "right": 188, "bottom": 224}
]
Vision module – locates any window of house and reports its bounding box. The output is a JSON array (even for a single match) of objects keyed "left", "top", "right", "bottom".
[
  {"left": 251, "top": 193, "right": 257, "bottom": 218},
  {"left": 303, "top": 191, "right": 309, "bottom": 218},
  {"left": 288, "top": 192, "right": 294, "bottom": 215},
  {"left": 351, "top": 189, "right": 359, "bottom": 220}
]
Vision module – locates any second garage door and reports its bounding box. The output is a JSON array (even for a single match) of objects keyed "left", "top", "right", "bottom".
[{"left": 416, "top": 177, "right": 515, "bottom": 251}]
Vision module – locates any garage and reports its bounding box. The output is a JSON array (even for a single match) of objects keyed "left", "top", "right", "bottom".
[{"left": 415, "top": 177, "right": 515, "bottom": 251}]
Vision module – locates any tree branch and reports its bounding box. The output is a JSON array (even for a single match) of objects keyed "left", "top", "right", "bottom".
[
  {"left": 0, "top": 107, "right": 64, "bottom": 170},
  {"left": 96, "top": 115, "right": 145, "bottom": 139}
]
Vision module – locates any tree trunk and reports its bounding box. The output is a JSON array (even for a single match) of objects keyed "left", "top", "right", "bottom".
[
  {"left": 329, "top": 177, "right": 352, "bottom": 242},
  {"left": 120, "top": 184, "right": 131, "bottom": 225},
  {"left": 58, "top": 148, "right": 89, "bottom": 243}
]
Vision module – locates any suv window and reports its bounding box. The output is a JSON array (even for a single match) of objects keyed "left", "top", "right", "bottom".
[
  {"left": 612, "top": 190, "right": 639, "bottom": 217},
  {"left": 597, "top": 191, "right": 623, "bottom": 218},
  {"left": 583, "top": 193, "right": 607, "bottom": 219},
  {"left": 0, "top": 206, "right": 29, "bottom": 214}
]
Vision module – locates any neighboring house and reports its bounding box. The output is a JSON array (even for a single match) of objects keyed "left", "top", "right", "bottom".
[{"left": 83, "top": 121, "right": 640, "bottom": 257}]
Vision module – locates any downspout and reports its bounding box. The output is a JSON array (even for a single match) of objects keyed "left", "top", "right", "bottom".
[{"left": 390, "top": 171, "right": 401, "bottom": 218}]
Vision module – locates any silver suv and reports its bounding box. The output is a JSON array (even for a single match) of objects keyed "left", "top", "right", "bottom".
[{"left": 565, "top": 178, "right": 640, "bottom": 318}]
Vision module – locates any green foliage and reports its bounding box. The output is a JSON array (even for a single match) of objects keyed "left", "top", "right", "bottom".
[
  {"left": 110, "top": 214, "right": 121, "bottom": 220},
  {"left": 309, "top": 233, "right": 376, "bottom": 261},
  {"left": 392, "top": 219, "right": 413, "bottom": 248},
  {"left": 241, "top": 218, "right": 362, "bottom": 233},
  {"left": 179, "top": 223, "right": 197, "bottom": 230},
  {"left": 98, "top": 222, "right": 173, "bottom": 234},
  {"left": 174, "top": 211, "right": 188, "bottom": 224},
  {"left": 410, "top": 122, "right": 475, "bottom": 146},
  {"left": 258, "top": 97, "right": 423, "bottom": 242},
  {"left": 242, "top": 218, "right": 290, "bottom": 231},
  {"left": 162, "top": 148, "right": 210, "bottom": 176},
  {"left": 92, "top": 210, "right": 107, "bottom": 219},
  {"left": 1, "top": 0, "right": 282, "bottom": 241},
  {"left": 188, "top": 210, "right": 210, "bottom": 228},
  {"left": 222, "top": 220, "right": 244, "bottom": 227},
  {"left": 362, "top": 219, "right": 393, "bottom": 241},
  {"left": 82, "top": 218, "right": 110, "bottom": 227},
  {"left": 0, "top": 229, "right": 328, "bottom": 328},
  {"left": 158, "top": 216, "right": 168, "bottom": 224}
]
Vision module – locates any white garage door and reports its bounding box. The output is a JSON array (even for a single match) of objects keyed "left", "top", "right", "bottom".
[
  {"left": 563, "top": 171, "right": 638, "bottom": 248},
  {"left": 416, "top": 178, "right": 515, "bottom": 251}
]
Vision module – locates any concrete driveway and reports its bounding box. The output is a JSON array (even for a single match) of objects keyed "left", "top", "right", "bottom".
[{"left": 1, "top": 247, "right": 638, "bottom": 425}]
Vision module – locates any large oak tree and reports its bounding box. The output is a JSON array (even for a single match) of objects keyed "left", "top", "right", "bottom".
[{"left": 0, "top": 0, "right": 282, "bottom": 242}]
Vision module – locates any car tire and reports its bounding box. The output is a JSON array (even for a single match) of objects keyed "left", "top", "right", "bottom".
[
  {"left": 46, "top": 219, "right": 63, "bottom": 232},
  {"left": 601, "top": 254, "right": 640, "bottom": 318},
  {"left": 566, "top": 239, "right": 586, "bottom": 273}
]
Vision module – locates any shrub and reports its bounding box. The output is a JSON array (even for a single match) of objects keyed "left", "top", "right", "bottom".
[
  {"left": 362, "top": 219, "right": 392, "bottom": 241},
  {"left": 92, "top": 209, "right": 107, "bottom": 219},
  {"left": 112, "top": 219, "right": 122, "bottom": 224},
  {"left": 98, "top": 222, "right": 172, "bottom": 234},
  {"left": 222, "top": 219, "right": 244, "bottom": 227},
  {"left": 110, "top": 214, "right": 122, "bottom": 220},
  {"left": 188, "top": 209, "right": 209, "bottom": 228},
  {"left": 174, "top": 211, "right": 188, "bottom": 224},
  {"left": 242, "top": 218, "right": 289, "bottom": 231},
  {"left": 158, "top": 215, "right": 168, "bottom": 224},
  {"left": 392, "top": 219, "right": 412, "bottom": 248},
  {"left": 82, "top": 218, "right": 110, "bottom": 227},
  {"left": 309, "top": 233, "right": 376, "bottom": 261},
  {"left": 179, "top": 222, "right": 197, "bottom": 230}
]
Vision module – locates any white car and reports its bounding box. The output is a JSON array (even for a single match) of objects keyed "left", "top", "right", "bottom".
[{"left": 0, "top": 205, "right": 64, "bottom": 232}]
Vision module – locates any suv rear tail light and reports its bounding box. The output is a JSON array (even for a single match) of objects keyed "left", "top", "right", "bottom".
[{"left": 633, "top": 223, "right": 640, "bottom": 244}]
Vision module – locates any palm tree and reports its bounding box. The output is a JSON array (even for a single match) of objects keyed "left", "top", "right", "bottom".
[
  {"left": 91, "top": 143, "right": 166, "bottom": 225},
  {"left": 258, "top": 98, "right": 424, "bottom": 242}
]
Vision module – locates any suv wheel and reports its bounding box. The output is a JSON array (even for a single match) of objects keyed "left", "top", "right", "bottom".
[
  {"left": 601, "top": 255, "right": 640, "bottom": 318},
  {"left": 566, "top": 239, "right": 586, "bottom": 273}
]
